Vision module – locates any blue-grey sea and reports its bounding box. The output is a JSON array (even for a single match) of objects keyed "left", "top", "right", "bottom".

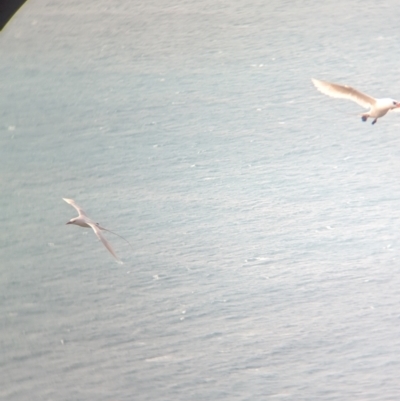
[{"left": 2, "top": 1, "right": 400, "bottom": 400}]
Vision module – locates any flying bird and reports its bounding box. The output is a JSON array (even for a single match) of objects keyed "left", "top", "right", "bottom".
[
  {"left": 63, "top": 198, "right": 130, "bottom": 264},
  {"left": 312, "top": 78, "right": 400, "bottom": 124}
]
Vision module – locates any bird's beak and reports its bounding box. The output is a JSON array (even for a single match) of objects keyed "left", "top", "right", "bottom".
[{"left": 66, "top": 221, "right": 71, "bottom": 225}]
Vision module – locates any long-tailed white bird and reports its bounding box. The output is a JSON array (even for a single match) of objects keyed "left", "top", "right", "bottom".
[
  {"left": 64, "top": 198, "right": 130, "bottom": 264},
  {"left": 312, "top": 78, "right": 400, "bottom": 124}
]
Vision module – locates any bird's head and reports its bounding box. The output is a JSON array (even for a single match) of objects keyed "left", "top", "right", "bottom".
[
  {"left": 390, "top": 99, "right": 400, "bottom": 109},
  {"left": 66, "top": 218, "right": 76, "bottom": 225}
]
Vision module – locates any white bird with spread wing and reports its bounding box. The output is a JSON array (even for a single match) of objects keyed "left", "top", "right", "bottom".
[
  {"left": 312, "top": 78, "right": 400, "bottom": 124},
  {"left": 64, "top": 198, "right": 130, "bottom": 264}
]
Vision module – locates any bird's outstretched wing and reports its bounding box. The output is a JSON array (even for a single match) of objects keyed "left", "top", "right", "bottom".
[
  {"left": 88, "top": 222, "right": 123, "bottom": 264},
  {"left": 312, "top": 78, "right": 376, "bottom": 109},
  {"left": 63, "top": 198, "right": 88, "bottom": 217}
]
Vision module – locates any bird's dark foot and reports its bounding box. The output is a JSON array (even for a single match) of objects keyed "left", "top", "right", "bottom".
[
  {"left": 372, "top": 119, "right": 377, "bottom": 125},
  {"left": 361, "top": 115, "right": 367, "bottom": 122}
]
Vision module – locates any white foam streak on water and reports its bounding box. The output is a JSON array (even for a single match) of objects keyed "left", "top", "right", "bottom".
[{"left": 2, "top": 0, "right": 400, "bottom": 400}]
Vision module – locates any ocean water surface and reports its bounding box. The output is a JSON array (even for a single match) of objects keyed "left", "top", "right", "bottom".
[{"left": 2, "top": 1, "right": 400, "bottom": 400}]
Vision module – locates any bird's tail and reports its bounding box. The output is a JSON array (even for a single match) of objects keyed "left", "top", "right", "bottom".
[{"left": 98, "top": 225, "right": 133, "bottom": 250}]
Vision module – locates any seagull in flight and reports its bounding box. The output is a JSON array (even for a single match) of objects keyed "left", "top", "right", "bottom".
[
  {"left": 64, "top": 198, "right": 130, "bottom": 264},
  {"left": 312, "top": 78, "right": 400, "bottom": 124}
]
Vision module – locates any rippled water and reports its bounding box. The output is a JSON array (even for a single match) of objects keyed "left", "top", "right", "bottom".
[{"left": 2, "top": 1, "right": 400, "bottom": 400}]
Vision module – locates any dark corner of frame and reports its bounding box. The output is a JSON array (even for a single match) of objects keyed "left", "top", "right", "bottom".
[{"left": 0, "top": 0, "right": 29, "bottom": 31}]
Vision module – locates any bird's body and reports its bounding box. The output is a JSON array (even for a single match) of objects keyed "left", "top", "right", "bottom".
[
  {"left": 68, "top": 216, "right": 93, "bottom": 229},
  {"left": 63, "top": 198, "right": 128, "bottom": 264},
  {"left": 311, "top": 78, "right": 400, "bottom": 124}
]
